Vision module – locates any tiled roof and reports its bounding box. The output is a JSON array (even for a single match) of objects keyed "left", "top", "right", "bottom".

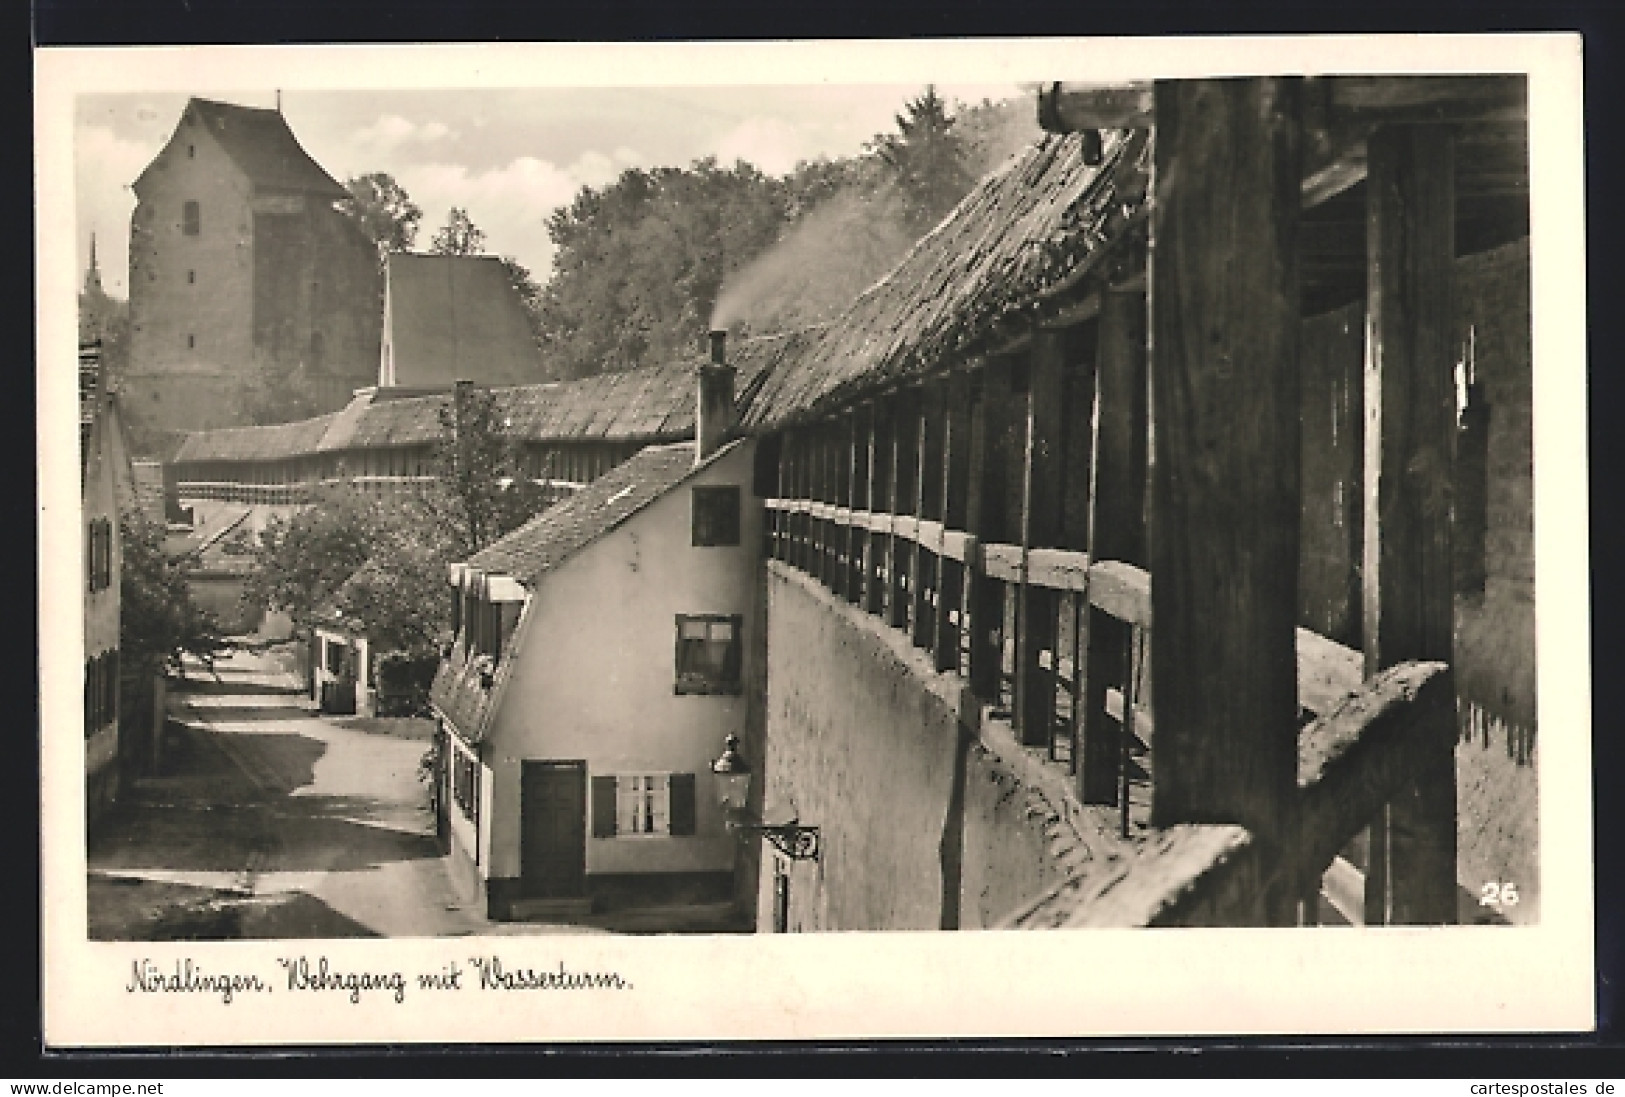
[
  {"left": 431, "top": 438, "right": 738, "bottom": 740},
  {"left": 466, "top": 441, "right": 710, "bottom": 583},
  {"left": 170, "top": 342, "right": 780, "bottom": 465},
  {"left": 171, "top": 413, "right": 338, "bottom": 464},
  {"left": 743, "top": 130, "right": 1150, "bottom": 427},
  {"left": 161, "top": 98, "right": 349, "bottom": 199},
  {"left": 384, "top": 254, "right": 547, "bottom": 388}
]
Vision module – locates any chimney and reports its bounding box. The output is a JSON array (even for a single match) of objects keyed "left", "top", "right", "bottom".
[{"left": 696, "top": 330, "right": 736, "bottom": 464}]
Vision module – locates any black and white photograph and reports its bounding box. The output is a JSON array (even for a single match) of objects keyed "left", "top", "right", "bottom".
[{"left": 39, "top": 37, "right": 1592, "bottom": 1043}]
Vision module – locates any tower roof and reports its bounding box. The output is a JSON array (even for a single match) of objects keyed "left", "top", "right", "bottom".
[{"left": 137, "top": 97, "right": 349, "bottom": 199}]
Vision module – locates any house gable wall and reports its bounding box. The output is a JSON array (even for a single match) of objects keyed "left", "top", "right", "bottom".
[{"left": 483, "top": 442, "right": 763, "bottom": 883}]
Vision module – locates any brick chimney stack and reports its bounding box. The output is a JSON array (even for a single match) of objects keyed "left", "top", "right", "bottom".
[{"left": 696, "top": 331, "right": 736, "bottom": 465}]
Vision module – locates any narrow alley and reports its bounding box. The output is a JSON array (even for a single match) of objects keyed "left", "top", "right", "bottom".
[{"left": 88, "top": 647, "right": 743, "bottom": 938}]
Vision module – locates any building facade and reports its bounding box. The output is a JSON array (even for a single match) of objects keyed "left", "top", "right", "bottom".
[
  {"left": 81, "top": 350, "right": 133, "bottom": 824},
  {"left": 428, "top": 431, "right": 764, "bottom": 920},
  {"left": 125, "top": 98, "right": 380, "bottom": 447}
]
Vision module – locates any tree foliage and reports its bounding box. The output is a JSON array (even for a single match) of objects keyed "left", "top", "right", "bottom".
[
  {"left": 497, "top": 254, "right": 546, "bottom": 347},
  {"left": 341, "top": 172, "right": 423, "bottom": 259},
  {"left": 531, "top": 87, "right": 994, "bottom": 379},
  {"left": 121, "top": 514, "right": 227, "bottom": 675},
  {"left": 869, "top": 85, "right": 974, "bottom": 235},
  {"left": 428, "top": 384, "right": 555, "bottom": 557},
  {"left": 430, "top": 207, "right": 487, "bottom": 256},
  {"left": 242, "top": 485, "right": 382, "bottom": 631},
  {"left": 535, "top": 158, "right": 791, "bottom": 379},
  {"left": 242, "top": 485, "right": 462, "bottom": 657}
]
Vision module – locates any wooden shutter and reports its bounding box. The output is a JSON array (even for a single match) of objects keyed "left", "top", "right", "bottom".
[
  {"left": 591, "top": 775, "right": 618, "bottom": 837},
  {"left": 668, "top": 772, "right": 697, "bottom": 836},
  {"left": 723, "top": 615, "right": 744, "bottom": 686}
]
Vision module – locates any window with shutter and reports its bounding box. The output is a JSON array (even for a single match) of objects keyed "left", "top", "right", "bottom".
[
  {"left": 182, "top": 200, "right": 201, "bottom": 236},
  {"left": 591, "top": 775, "right": 618, "bottom": 837},
  {"left": 668, "top": 772, "right": 696, "bottom": 836}
]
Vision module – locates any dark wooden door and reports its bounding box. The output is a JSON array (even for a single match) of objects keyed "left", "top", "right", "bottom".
[{"left": 520, "top": 761, "right": 587, "bottom": 898}]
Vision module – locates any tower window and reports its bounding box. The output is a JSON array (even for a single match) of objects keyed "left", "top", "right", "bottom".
[
  {"left": 182, "top": 201, "right": 200, "bottom": 236},
  {"left": 187, "top": 144, "right": 195, "bottom": 158},
  {"left": 187, "top": 334, "right": 195, "bottom": 350},
  {"left": 187, "top": 270, "right": 195, "bottom": 284}
]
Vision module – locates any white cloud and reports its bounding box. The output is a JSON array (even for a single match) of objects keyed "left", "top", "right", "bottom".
[
  {"left": 349, "top": 114, "right": 454, "bottom": 157},
  {"left": 402, "top": 148, "right": 643, "bottom": 279},
  {"left": 714, "top": 115, "right": 819, "bottom": 176},
  {"left": 74, "top": 123, "right": 163, "bottom": 297}
]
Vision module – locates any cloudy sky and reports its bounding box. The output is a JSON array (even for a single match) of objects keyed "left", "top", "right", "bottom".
[{"left": 75, "top": 82, "right": 1024, "bottom": 297}]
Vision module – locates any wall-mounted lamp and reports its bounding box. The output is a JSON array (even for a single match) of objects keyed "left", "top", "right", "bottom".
[{"left": 711, "top": 734, "right": 820, "bottom": 861}]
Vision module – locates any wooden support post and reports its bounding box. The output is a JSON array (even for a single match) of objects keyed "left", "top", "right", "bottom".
[
  {"left": 865, "top": 402, "right": 887, "bottom": 615},
  {"left": 911, "top": 387, "right": 936, "bottom": 649},
  {"left": 770, "top": 436, "right": 786, "bottom": 561},
  {"left": 1147, "top": 78, "right": 1303, "bottom": 926},
  {"left": 1016, "top": 333, "right": 1065, "bottom": 748},
  {"left": 820, "top": 421, "right": 836, "bottom": 587},
  {"left": 1362, "top": 123, "right": 1459, "bottom": 926},
  {"left": 807, "top": 427, "right": 824, "bottom": 582},
  {"left": 886, "top": 392, "right": 912, "bottom": 631},
  {"left": 967, "top": 365, "right": 1009, "bottom": 700},
  {"left": 827, "top": 420, "right": 842, "bottom": 587},
  {"left": 1079, "top": 290, "right": 1147, "bottom": 803},
  {"left": 834, "top": 413, "right": 851, "bottom": 600},
  {"left": 935, "top": 373, "right": 971, "bottom": 672},
  {"left": 848, "top": 407, "right": 867, "bottom": 603}
]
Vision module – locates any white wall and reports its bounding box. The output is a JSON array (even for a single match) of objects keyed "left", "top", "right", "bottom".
[{"left": 485, "top": 441, "right": 762, "bottom": 881}]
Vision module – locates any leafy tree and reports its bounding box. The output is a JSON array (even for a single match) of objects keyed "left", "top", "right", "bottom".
[
  {"left": 241, "top": 485, "right": 381, "bottom": 630},
  {"left": 242, "top": 487, "right": 461, "bottom": 659},
  {"left": 428, "top": 384, "right": 555, "bottom": 556},
  {"left": 869, "top": 85, "right": 974, "bottom": 235},
  {"left": 430, "top": 207, "right": 487, "bottom": 256},
  {"left": 121, "top": 514, "right": 227, "bottom": 676},
  {"left": 497, "top": 254, "right": 547, "bottom": 350},
  {"left": 341, "top": 172, "right": 423, "bottom": 260},
  {"left": 952, "top": 95, "right": 1045, "bottom": 180},
  {"left": 535, "top": 159, "right": 790, "bottom": 379}
]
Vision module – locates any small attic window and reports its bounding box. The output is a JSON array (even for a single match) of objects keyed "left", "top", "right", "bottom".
[
  {"left": 692, "top": 485, "right": 741, "bottom": 546},
  {"left": 187, "top": 144, "right": 195, "bottom": 158}
]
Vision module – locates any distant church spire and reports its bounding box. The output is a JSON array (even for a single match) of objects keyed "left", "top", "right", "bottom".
[{"left": 84, "top": 232, "right": 103, "bottom": 296}]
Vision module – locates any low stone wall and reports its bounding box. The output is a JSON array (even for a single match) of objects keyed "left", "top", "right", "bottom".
[{"left": 760, "top": 562, "right": 1120, "bottom": 932}]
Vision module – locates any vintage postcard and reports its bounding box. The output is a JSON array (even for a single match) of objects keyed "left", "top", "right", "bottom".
[{"left": 37, "top": 35, "right": 1592, "bottom": 1046}]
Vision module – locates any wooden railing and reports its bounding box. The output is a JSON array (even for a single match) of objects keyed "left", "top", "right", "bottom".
[
  {"left": 177, "top": 476, "right": 582, "bottom": 507},
  {"left": 766, "top": 495, "right": 1442, "bottom": 927}
]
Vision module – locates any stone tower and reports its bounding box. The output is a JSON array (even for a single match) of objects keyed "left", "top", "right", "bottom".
[{"left": 124, "top": 97, "right": 381, "bottom": 451}]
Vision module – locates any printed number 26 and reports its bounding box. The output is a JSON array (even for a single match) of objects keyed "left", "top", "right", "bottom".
[{"left": 1480, "top": 881, "right": 1520, "bottom": 907}]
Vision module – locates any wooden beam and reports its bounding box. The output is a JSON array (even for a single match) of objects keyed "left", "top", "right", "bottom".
[
  {"left": 1000, "top": 823, "right": 1263, "bottom": 929},
  {"left": 967, "top": 365, "right": 1009, "bottom": 700},
  {"left": 934, "top": 374, "right": 971, "bottom": 672},
  {"left": 1079, "top": 289, "right": 1147, "bottom": 804},
  {"left": 846, "top": 410, "right": 863, "bottom": 603},
  {"left": 1016, "top": 333, "right": 1065, "bottom": 747},
  {"left": 911, "top": 387, "right": 935, "bottom": 649},
  {"left": 1297, "top": 661, "right": 1455, "bottom": 886},
  {"left": 1361, "top": 123, "right": 1459, "bottom": 926},
  {"left": 887, "top": 391, "right": 914, "bottom": 631},
  {"left": 1147, "top": 79, "right": 1303, "bottom": 928},
  {"left": 863, "top": 403, "right": 884, "bottom": 615}
]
